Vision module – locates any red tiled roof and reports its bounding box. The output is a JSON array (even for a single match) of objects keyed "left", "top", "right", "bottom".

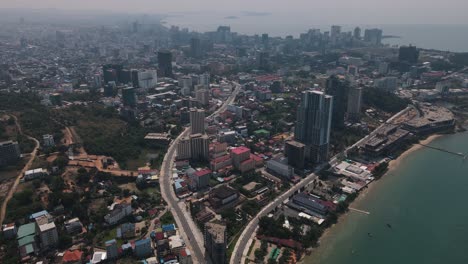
[
  {"left": 250, "top": 154, "right": 263, "bottom": 162},
  {"left": 231, "top": 146, "right": 250, "bottom": 155},
  {"left": 63, "top": 250, "right": 83, "bottom": 262},
  {"left": 195, "top": 169, "right": 212, "bottom": 177}
]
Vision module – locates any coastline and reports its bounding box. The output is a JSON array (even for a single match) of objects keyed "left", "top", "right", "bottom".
[{"left": 300, "top": 134, "right": 443, "bottom": 263}]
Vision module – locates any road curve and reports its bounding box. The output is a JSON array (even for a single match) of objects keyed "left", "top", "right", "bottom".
[
  {"left": 160, "top": 82, "right": 242, "bottom": 263},
  {"left": 230, "top": 106, "right": 414, "bottom": 264},
  {"left": 0, "top": 115, "right": 40, "bottom": 225}
]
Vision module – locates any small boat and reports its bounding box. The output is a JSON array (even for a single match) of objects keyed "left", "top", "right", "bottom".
[
  {"left": 386, "top": 223, "right": 392, "bottom": 229},
  {"left": 367, "top": 232, "right": 373, "bottom": 237}
]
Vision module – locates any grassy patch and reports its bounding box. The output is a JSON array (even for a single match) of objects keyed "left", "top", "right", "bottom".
[{"left": 160, "top": 211, "right": 175, "bottom": 225}]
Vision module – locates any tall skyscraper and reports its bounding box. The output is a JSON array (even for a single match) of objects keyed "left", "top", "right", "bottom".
[
  {"left": 199, "top": 73, "right": 210, "bottom": 87},
  {"left": 331, "top": 25, "right": 341, "bottom": 38},
  {"left": 190, "top": 108, "right": 205, "bottom": 134},
  {"left": 294, "top": 90, "right": 333, "bottom": 164},
  {"left": 364, "top": 28, "right": 383, "bottom": 45},
  {"left": 347, "top": 86, "right": 363, "bottom": 121},
  {"left": 257, "top": 51, "right": 270, "bottom": 71},
  {"left": 261, "top": 33, "right": 269, "bottom": 49},
  {"left": 196, "top": 89, "right": 210, "bottom": 106},
  {"left": 190, "top": 133, "right": 209, "bottom": 161},
  {"left": 284, "top": 140, "right": 306, "bottom": 169},
  {"left": 326, "top": 75, "right": 348, "bottom": 130},
  {"left": 190, "top": 37, "right": 202, "bottom": 58},
  {"left": 353, "top": 27, "right": 361, "bottom": 39},
  {"left": 204, "top": 222, "right": 227, "bottom": 264},
  {"left": 157, "top": 50, "right": 173, "bottom": 78},
  {"left": 131, "top": 69, "right": 139, "bottom": 88},
  {"left": 177, "top": 137, "right": 191, "bottom": 160},
  {"left": 137, "top": 70, "right": 158, "bottom": 90},
  {"left": 399, "top": 45, "right": 419, "bottom": 64},
  {"left": 122, "top": 87, "right": 136, "bottom": 107}
]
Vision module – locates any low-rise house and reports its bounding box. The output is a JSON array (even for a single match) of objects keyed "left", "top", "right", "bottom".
[
  {"left": 65, "top": 218, "right": 84, "bottom": 235},
  {"left": 24, "top": 168, "right": 49, "bottom": 181},
  {"left": 62, "top": 249, "right": 83, "bottom": 264}
]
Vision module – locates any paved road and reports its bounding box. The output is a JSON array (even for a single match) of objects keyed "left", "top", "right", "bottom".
[
  {"left": 0, "top": 115, "right": 40, "bottom": 225},
  {"left": 230, "top": 166, "right": 323, "bottom": 264},
  {"left": 160, "top": 82, "right": 242, "bottom": 263},
  {"left": 230, "top": 106, "right": 414, "bottom": 264}
]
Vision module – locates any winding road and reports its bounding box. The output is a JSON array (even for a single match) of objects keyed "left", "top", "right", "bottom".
[
  {"left": 0, "top": 115, "right": 40, "bottom": 225},
  {"left": 230, "top": 106, "right": 414, "bottom": 264},
  {"left": 159, "top": 82, "right": 242, "bottom": 263}
]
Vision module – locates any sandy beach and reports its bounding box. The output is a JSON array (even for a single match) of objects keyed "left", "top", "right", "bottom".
[{"left": 300, "top": 134, "right": 443, "bottom": 263}]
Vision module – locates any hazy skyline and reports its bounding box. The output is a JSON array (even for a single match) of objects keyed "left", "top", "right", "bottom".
[{"left": 1, "top": 0, "right": 468, "bottom": 25}]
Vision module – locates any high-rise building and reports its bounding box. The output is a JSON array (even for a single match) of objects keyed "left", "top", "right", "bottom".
[
  {"left": 284, "top": 140, "right": 306, "bottom": 169},
  {"left": 104, "top": 84, "right": 114, "bottom": 97},
  {"left": 326, "top": 76, "right": 348, "bottom": 130},
  {"left": 93, "top": 74, "right": 102, "bottom": 89},
  {"left": 364, "top": 28, "right": 383, "bottom": 45},
  {"left": 106, "top": 239, "right": 119, "bottom": 259},
  {"left": 131, "top": 69, "right": 139, "bottom": 88},
  {"left": 399, "top": 45, "right": 419, "bottom": 64},
  {"left": 294, "top": 90, "right": 333, "bottom": 164},
  {"left": 347, "top": 86, "right": 363, "bottom": 121},
  {"left": 331, "top": 25, "right": 341, "bottom": 45},
  {"left": 196, "top": 89, "right": 210, "bottom": 106},
  {"left": 190, "top": 134, "right": 209, "bottom": 161},
  {"left": 137, "top": 70, "right": 158, "bottom": 90},
  {"left": 230, "top": 146, "right": 251, "bottom": 170},
  {"left": 216, "top": 26, "right": 231, "bottom": 43},
  {"left": 375, "top": 77, "right": 398, "bottom": 91},
  {"left": 204, "top": 222, "right": 227, "bottom": 264},
  {"left": 261, "top": 33, "right": 269, "bottom": 49},
  {"left": 190, "top": 37, "right": 202, "bottom": 58},
  {"left": 199, "top": 73, "right": 210, "bottom": 87},
  {"left": 0, "top": 140, "right": 21, "bottom": 167},
  {"left": 177, "top": 137, "right": 191, "bottom": 160},
  {"left": 257, "top": 51, "right": 270, "bottom": 71},
  {"left": 190, "top": 108, "right": 205, "bottom": 135},
  {"left": 353, "top": 27, "right": 361, "bottom": 39},
  {"left": 122, "top": 87, "right": 137, "bottom": 107},
  {"left": 378, "top": 62, "right": 389, "bottom": 75},
  {"left": 331, "top": 25, "right": 341, "bottom": 38},
  {"left": 120, "top": 69, "right": 132, "bottom": 85},
  {"left": 157, "top": 50, "right": 173, "bottom": 78}
]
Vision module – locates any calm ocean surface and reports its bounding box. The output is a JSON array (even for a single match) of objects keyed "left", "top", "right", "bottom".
[
  {"left": 304, "top": 132, "right": 468, "bottom": 264},
  {"left": 163, "top": 13, "right": 468, "bottom": 52}
]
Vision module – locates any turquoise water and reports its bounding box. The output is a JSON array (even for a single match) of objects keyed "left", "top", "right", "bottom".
[{"left": 305, "top": 132, "right": 468, "bottom": 264}]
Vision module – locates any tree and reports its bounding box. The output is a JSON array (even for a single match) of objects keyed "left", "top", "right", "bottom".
[{"left": 58, "top": 234, "right": 73, "bottom": 250}]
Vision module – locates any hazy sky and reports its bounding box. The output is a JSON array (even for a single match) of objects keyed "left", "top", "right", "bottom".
[{"left": 1, "top": 0, "right": 468, "bottom": 24}]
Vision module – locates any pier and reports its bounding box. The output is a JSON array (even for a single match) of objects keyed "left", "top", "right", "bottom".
[
  {"left": 417, "top": 143, "right": 466, "bottom": 158},
  {"left": 349, "top": 207, "right": 370, "bottom": 215}
]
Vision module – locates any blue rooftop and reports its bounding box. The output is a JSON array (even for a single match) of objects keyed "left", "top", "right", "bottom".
[
  {"left": 30, "top": 210, "right": 48, "bottom": 220},
  {"left": 105, "top": 239, "right": 117, "bottom": 246},
  {"left": 162, "top": 224, "right": 176, "bottom": 232},
  {"left": 135, "top": 238, "right": 151, "bottom": 247}
]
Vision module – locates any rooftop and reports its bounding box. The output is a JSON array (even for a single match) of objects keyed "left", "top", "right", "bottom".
[
  {"left": 17, "top": 223, "right": 36, "bottom": 238},
  {"left": 195, "top": 169, "right": 212, "bottom": 177},
  {"left": 205, "top": 222, "right": 227, "bottom": 244},
  {"left": 231, "top": 146, "right": 250, "bottom": 155}
]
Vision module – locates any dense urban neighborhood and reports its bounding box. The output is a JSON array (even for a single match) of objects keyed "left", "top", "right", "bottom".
[{"left": 1, "top": 9, "right": 468, "bottom": 264}]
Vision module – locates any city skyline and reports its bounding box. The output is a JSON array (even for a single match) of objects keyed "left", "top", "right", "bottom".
[{"left": 1, "top": 1, "right": 468, "bottom": 25}]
